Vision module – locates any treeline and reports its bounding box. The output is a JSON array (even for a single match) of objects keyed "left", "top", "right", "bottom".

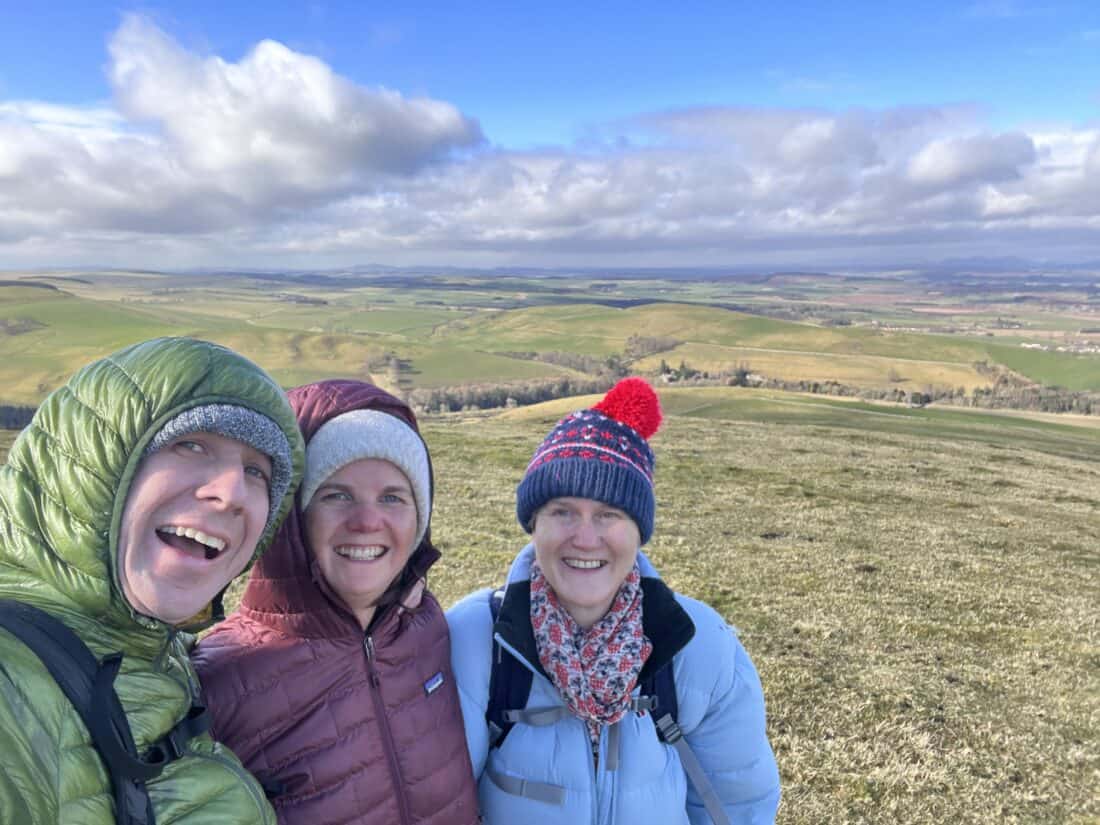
[
  {"left": 0, "top": 405, "right": 36, "bottom": 430},
  {"left": 499, "top": 335, "right": 680, "bottom": 376},
  {"left": 408, "top": 376, "right": 620, "bottom": 414},
  {"left": 722, "top": 368, "right": 1099, "bottom": 415},
  {"left": 498, "top": 351, "right": 614, "bottom": 375}
]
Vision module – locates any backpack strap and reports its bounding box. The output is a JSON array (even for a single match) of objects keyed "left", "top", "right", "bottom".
[
  {"left": 0, "top": 600, "right": 208, "bottom": 825},
  {"left": 146, "top": 701, "right": 211, "bottom": 762},
  {"left": 485, "top": 588, "right": 535, "bottom": 749},
  {"left": 639, "top": 662, "right": 731, "bottom": 825}
]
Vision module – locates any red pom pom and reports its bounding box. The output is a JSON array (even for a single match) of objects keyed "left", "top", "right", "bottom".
[{"left": 593, "top": 377, "right": 662, "bottom": 439}]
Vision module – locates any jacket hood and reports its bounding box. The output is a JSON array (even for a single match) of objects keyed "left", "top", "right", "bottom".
[
  {"left": 240, "top": 379, "right": 441, "bottom": 638},
  {"left": 0, "top": 337, "right": 304, "bottom": 646}
]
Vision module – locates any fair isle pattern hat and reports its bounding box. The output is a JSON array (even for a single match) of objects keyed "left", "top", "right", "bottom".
[
  {"left": 143, "top": 403, "right": 294, "bottom": 538},
  {"left": 516, "top": 377, "right": 663, "bottom": 545},
  {"left": 300, "top": 409, "right": 432, "bottom": 550}
]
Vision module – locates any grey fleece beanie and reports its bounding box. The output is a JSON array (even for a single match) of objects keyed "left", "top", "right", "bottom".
[
  {"left": 143, "top": 403, "right": 294, "bottom": 536},
  {"left": 300, "top": 409, "right": 432, "bottom": 551}
]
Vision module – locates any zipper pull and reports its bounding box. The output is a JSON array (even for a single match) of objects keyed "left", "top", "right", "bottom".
[{"left": 364, "top": 635, "right": 381, "bottom": 686}]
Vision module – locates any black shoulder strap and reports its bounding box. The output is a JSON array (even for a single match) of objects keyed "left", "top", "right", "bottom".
[
  {"left": 639, "top": 661, "right": 731, "bottom": 825},
  {"left": 486, "top": 588, "right": 534, "bottom": 749},
  {"left": 0, "top": 600, "right": 209, "bottom": 825},
  {"left": 639, "top": 661, "right": 679, "bottom": 732}
]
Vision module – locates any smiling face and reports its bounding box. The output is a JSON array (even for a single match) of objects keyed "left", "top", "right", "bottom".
[
  {"left": 304, "top": 458, "right": 419, "bottom": 630},
  {"left": 117, "top": 432, "right": 272, "bottom": 625},
  {"left": 531, "top": 496, "right": 641, "bottom": 629}
]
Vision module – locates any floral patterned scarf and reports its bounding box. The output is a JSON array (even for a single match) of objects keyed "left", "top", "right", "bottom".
[{"left": 530, "top": 560, "right": 653, "bottom": 745}]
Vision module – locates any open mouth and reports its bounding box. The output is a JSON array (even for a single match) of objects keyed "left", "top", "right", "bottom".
[
  {"left": 156, "top": 525, "right": 226, "bottom": 561},
  {"left": 563, "top": 558, "right": 607, "bottom": 570},
  {"left": 335, "top": 545, "right": 388, "bottom": 561}
]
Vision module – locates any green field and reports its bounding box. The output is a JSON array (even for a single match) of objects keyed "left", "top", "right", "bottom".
[{"left": 986, "top": 342, "right": 1100, "bottom": 391}]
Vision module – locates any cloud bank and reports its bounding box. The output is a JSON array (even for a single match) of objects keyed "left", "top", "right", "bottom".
[{"left": 1, "top": 14, "right": 1098, "bottom": 268}]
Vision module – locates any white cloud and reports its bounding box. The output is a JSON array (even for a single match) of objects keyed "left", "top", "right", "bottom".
[
  {"left": 108, "top": 15, "right": 480, "bottom": 189},
  {"left": 1, "top": 15, "right": 1099, "bottom": 268},
  {"left": 0, "top": 13, "right": 482, "bottom": 251},
  {"left": 907, "top": 133, "right": 1036, "bottom": 187}
]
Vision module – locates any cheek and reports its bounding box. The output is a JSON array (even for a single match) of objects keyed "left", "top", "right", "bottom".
[
  {"left": 532, "top": 539, "right": 553, "bottom": 570},
  {"left": 247, "top": 489, "right": 270, "bottom": 529},
  {"left": 397, "top": 511, "right": 419, "bottom": 553}
]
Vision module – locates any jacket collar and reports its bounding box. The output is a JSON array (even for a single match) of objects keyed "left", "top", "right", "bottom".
[{"left": 496, "top": 544, "right": 695, "bottom": 681}]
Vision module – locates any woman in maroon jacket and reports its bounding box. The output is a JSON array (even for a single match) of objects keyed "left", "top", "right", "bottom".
[{"left": 193, "top": 379, "right": 479, "bottom": 825}]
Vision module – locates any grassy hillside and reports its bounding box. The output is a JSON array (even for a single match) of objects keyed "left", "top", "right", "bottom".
[
  {"left": 434, "top": 301, "right": 1100, "bottom": 390},
  {"left": 987, "top": 342, "right": 1100, "bottom": 391},
  {"left": 0, "top": 286, "right": 574, "bottom": 401},
  {"left": 1, "top": 387, "right": 1097, "bottom": 823},
  {"left": 633, "top": 343, "right": 991, "bottom": 392}
]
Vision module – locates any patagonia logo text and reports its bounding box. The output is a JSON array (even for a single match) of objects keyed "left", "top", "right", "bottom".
[{"left": 424, "top": 671, "right": 445, "bottom": 696}]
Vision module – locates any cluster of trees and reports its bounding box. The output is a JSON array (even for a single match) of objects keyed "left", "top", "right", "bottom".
[
  {"left": 407, "top": 376, "right": 619, "bottom": 414},
  {"left": 0, "top": 405, "right": 35, "bottom": 429},
  {"left": 498, "top": 350, "right": 618, "bottom": 375},
  {"left": 723, "top": 371, "right": 1098, "bottom": 414},
  {"left": 624, "top": 334, "right": 681, "bottom": 360}
]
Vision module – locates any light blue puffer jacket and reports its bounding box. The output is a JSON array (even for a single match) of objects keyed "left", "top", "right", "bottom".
[{"left": 446, "top": 546, "right": 780, "bottom": 825}]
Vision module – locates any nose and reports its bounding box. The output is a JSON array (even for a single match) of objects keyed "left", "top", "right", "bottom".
[
  {"left": 196, "top": 461, "right": 249, "bottom": 513},
  {"left": 345, "top": 500, "right": 384, "bottom": 533},
  {"left": 571, "top": 517, "right": 602, "bottom": 549}
]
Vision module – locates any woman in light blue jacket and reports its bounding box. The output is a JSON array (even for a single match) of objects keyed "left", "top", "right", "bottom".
[{"left": 447, "top": 378, "right": 780, "bottom": 825}]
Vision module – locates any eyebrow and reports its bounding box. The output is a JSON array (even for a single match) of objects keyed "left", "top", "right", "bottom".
[
  {"left": 381, "top": 484, "right": 412, "bottom": 494},
  {"left": 243, "top": 447, "right": 272, "bottom": 469},
  {"left": 318, "top": 482, "right": 412, "bottom": 495}
]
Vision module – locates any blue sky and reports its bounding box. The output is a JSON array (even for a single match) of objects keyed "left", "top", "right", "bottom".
[{"left": 1, "top": 2, "right": 1099, "bottom": 269}]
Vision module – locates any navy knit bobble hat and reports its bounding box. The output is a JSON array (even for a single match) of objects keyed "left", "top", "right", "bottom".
[{"left": 516, "top": 377, "right": 663, "bottom": 545}]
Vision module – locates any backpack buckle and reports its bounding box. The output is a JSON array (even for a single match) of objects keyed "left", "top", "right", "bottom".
[{"left": 654, "top": 713, "right": 684, "bottom": 744}]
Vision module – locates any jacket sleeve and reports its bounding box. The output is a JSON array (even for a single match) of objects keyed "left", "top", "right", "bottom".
[
  {"left": 0, "top": 646, "right": 61, "bottom": 823},
  {"left": 445, "top": 590, "right": 494, "bottom": 780},
  {"left": 682, "top": 616, "right": 781, "bottom": 825},
  {"left": 0, "top": 764, "right": 38, "bottom": 825}
]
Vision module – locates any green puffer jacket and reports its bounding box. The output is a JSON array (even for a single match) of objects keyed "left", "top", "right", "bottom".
[{"left": 0, "top": 337, "right": 304, "bottom": 824}]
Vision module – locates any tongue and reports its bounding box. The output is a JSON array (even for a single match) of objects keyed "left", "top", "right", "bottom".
[{"left": 158, "top": 531, "right": 217, "bottom": 560}]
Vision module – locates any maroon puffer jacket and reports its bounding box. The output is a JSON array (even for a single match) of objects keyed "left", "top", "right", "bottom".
[{"left": 193, "top": 380, "right": 480, "bottom": 825}]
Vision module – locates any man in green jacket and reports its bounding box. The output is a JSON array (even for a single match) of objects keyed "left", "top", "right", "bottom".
[{"left": 0, "top": 337, "right": 304, "bottom": 824}]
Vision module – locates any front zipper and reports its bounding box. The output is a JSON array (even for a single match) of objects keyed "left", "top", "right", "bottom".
[
  {"left": 363, "top": 633, "right": 413, "bottom": 825},
  {"left": 587, "top": 726, "right": 600, "bottom": 824}
]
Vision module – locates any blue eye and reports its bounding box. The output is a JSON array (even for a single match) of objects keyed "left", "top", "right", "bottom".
[
  {"left": 174, "top": 439, "right": 204, "bottom": 454},
  {"left": 245, "top": 464, "right": 270, "bottom": 485}
]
